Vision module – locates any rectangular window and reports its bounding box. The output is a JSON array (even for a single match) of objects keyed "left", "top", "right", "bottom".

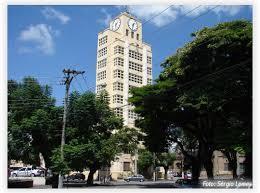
[
  {"left": 129, "top": 85, "right": 137, "bottom": 91},
  {"left": 114, "top": 45, "right": 124, "bottom": 55},
  {"left": 129, "top": 73, "right": 142, "bottom": 84},
  {"left": 123, "top": 162, "right": 131, "bottom": 171},
  {"left": 96, "top": 84, "right": 106, "bottom": 93},
  {"left": 131, "top": 32, "right": 134, "bottom": 38},
  {"left": 98, "top": 35, "right": 108, "bottom": 47},
  {"left": 239, "top": 163, "right": 245, "bottom": 174},
  {"left": 97, "top": 71, "right": 106, "bottom": 81},
  {"left": 97, "top": 58, "right": 107, "bottom": 69},
  {"left": 98, "top": 47, "right": 107, "bottom": 57},
  {"left": 114, "top": 107, "right": 123, "bottom": 117},
  {"left": 113, "top": 69, "right": 124, "bottom": 79},
  {"left": 137, "top": 34, "right": 139, "bottom": 40},
  {"left": 147, "top": 67, "right": 152, "bottom": 75},
  {"left": 114, "top": 57, "right": 124, "bottom": 67},
  {"left": 113, "top": 94, "right": 124, "bottom": 104},
  {"left": 129, "top": 50, "right": 143, "bottom": 61},
  {"left": 147, "top": 56, "right": 152, "bottom": 64},
  {"left": 113, "top": 82, "right": 123, "bottom": 91},
  {"left": 147, "top": 78, "right": 152, "bottom": 85},
  {"left": 128, "top": 109, "right": 138, "bottom": 119},
  {"left": 126, "top": 29, "right": 129, "bottom": 36},
  {"left": 224, "top": 163, "right": 230, "bottom": 171},
  {"left": 129, "top": 61, "right": 142, "bottom": 72}
]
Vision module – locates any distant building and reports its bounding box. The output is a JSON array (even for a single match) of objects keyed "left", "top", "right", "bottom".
[{"left": 171, "top": 150, "right": 246, "bottom": 178}]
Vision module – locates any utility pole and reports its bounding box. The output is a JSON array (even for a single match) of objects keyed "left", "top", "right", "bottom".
[
  {"left": 58, "top": 68, "right": 85, "bottom": 189},
  {"left": 134, "top": 149, "right": 138, "bottom": 175}
]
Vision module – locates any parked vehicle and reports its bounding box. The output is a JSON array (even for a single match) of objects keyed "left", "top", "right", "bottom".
[
  {"left": 11, "top": 167, "right": 42, "bottom": 177},
  {"left": 124, "top": 174, "right": 145, "bottom": 182},
  {"left": 66, "top": 173, "right": 85, "bottom": 181},
  {"left": 184, "top": 171, "right": 192, "bottom": 179},
  {"left": 174, "top": 179, "right": 198, "bottom": 188}
]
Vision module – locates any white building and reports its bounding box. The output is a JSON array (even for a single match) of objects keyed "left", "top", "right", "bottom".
[{"left": 95, "top": 11, "right": 152, "bottom": 179}]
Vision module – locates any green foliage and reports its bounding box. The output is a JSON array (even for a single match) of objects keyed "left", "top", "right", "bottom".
[
  {"left": 130, "top": 20, "right": 252, "bottom": 178},
  {"left": 157, "top": 152, "right": 176, "bottom": 169},
  {"left": 137, "top": 149, "right": 153, "bottom": 175},
  {"left": 50, "top": 91, "right": 124, "bottom": 177},
  {"left": 8, "top": 77, "right": 61, "bottom": 166}
]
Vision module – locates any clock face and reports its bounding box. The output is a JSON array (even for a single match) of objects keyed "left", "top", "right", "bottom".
[
  {"left": 128, "top": 18, "right": 138, "bottom": 31},
  {"left": 111, "top": 18, "right": 121, "bottom": 31}
]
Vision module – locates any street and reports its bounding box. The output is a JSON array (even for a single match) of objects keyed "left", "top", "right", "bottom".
[{"left": 25, "top": 177, "right": 181, "bottom": 189}]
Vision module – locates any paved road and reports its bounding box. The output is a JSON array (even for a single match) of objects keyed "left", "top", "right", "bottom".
[{"left": 29, "top": 178, "right": 179, "bottom": 189}]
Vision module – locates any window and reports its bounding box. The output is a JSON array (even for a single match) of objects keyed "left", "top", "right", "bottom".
[
  {"left": 98, "top": 47, "right": 107, "bottom": 57},
  {"left": 113, "top": 69, "right": 124, "bottom": 79},
  {"left": 114, "top": 107, "right": 123, "bottom": 117},
  {"left": 129, "top": 73, "right": 142, "bottom": 84},
  {"left": 147, "top": 56, "right": 152, "bottom": 64},
  {"left": 129, "top": 84, "right": 137, "bottom": 91},
  {"left": 131, "top": 32, "right": 134, "bottom": 38},
  {"left": 129, "top": 61, "right": 142, "bottom": 72},
  {"left": 97, "top": 71, "right": 106, "bottom": 81},
  {"left": 113, "top": 82, "right": 123, "bottom": 91},
  {"left": 113, "top": 94, "right": 124, "bottom": 104},
  {"left": 137, "top": 33, "right": 139, "bottom": 40},
  {"left": 147, "top": 78, "right": 152, "bottom": 85},
  {"left": 128, "top": 110, "right": 138, "bottom": 119},
  {"left": 147, "top": 67, "right": 152, "bottom": 75},
  {"left": 123, "top": 162, "right": 131, "bottom": 171},
  {"left": 239, "top": 163, "right": 245, "bottom": 174},
  {"left": 129, "top": 50, "right": 142, "bottom": 61},
  {"left": 96, "top": 84, "right": 106, "bottom": 93},
  {"left": 224, "top": 163, "right": 231, "bottom": 171},
  {"left": 114, "top": 57, "right": 124, "bottom": 67},
  {"left": 114, "top": 45, "right": 124, "bottom": 55},
  {"left": 97, "top": 58, "right": 107, "bottom": 69},
  {"left": 98, "top": 36, "right": 108, "bottom": 46},
  {"left": 126, "top": 29, "right": 129, "bottom": 36}
]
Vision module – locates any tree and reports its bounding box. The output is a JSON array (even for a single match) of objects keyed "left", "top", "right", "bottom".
[
  {"left": 8, "top": 77, "right": 61, "bottom": 167},
  {"left": 157, "top": 152, "right": 176, "bottom": 179},
  {"left": 130, "top": 20, "right": 252, "bottom": 180},
  {"left": 51, "top": 90, "right": 125, "bottom": 185},
  {"left": 137, "top": 149, "right": 153, "bottom": 179}
]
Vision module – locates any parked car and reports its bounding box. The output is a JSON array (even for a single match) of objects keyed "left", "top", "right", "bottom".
[
  {"left": 11, "top": 167, "right": 42, "bottom": 177},
  {"left": 174, "top": 179, "right": 198, "bottom": 188},
  {"left": 124, "top": 174, "right": 145, "bottom": 182},
  {"left": 66, "top": 173, "right": 85, "bottom": 181},
  {"left": 184, "top": 171, "right": 192, "bottom": 179}
]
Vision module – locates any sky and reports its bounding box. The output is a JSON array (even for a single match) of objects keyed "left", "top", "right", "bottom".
[{"left": 8, "top": 5, "right": 252, "bottom": 106}]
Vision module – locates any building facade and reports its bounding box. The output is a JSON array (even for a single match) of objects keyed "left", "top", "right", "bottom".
[{"left": 95, "top": 12, "right": 152, "bottom": 179}]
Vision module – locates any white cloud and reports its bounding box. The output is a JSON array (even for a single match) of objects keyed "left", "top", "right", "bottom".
[
  {"left": 118, "top": 5, "right": 243, "bottom": 27},
  {"left": 98, "top": 8, "right": 112, "bottom": 27},
  {"left": 18, "top": 24, "right": 57, "bottom": 55},
  {"left": 42, "top": 7, "right": 70, "bottom": 25}
]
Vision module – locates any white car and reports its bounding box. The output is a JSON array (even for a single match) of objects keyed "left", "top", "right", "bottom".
[{"left": 11, "top": 167, "right": 41, "bottom": 177}]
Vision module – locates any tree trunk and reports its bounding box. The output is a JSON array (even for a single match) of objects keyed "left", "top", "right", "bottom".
[
  {"left": 87, "top": 167, "right": 97, "bottom": 185},
  {"left": 164, "top": 167, "right": 168, "bottom": 180},
  {"left": 223, "top": 150, "right": 238, "bottom": 179},
  {"left": 244, "top": 151, "right": 252, "bottom": 179},
  {"left": 200, "top": 141, "right": 214, "bottom": 179},
  {"left": 191, "top": 158, "right": 201, "bottom": 182}
]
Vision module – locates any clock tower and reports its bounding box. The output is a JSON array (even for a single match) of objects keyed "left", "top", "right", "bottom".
[{"left": 96, "top": 11, "right": 152, "bottom": 179}]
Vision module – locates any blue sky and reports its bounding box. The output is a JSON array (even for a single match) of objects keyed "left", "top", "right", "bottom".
[{"left": 8, "top": 5, "right": 252, "bottom": 106}]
